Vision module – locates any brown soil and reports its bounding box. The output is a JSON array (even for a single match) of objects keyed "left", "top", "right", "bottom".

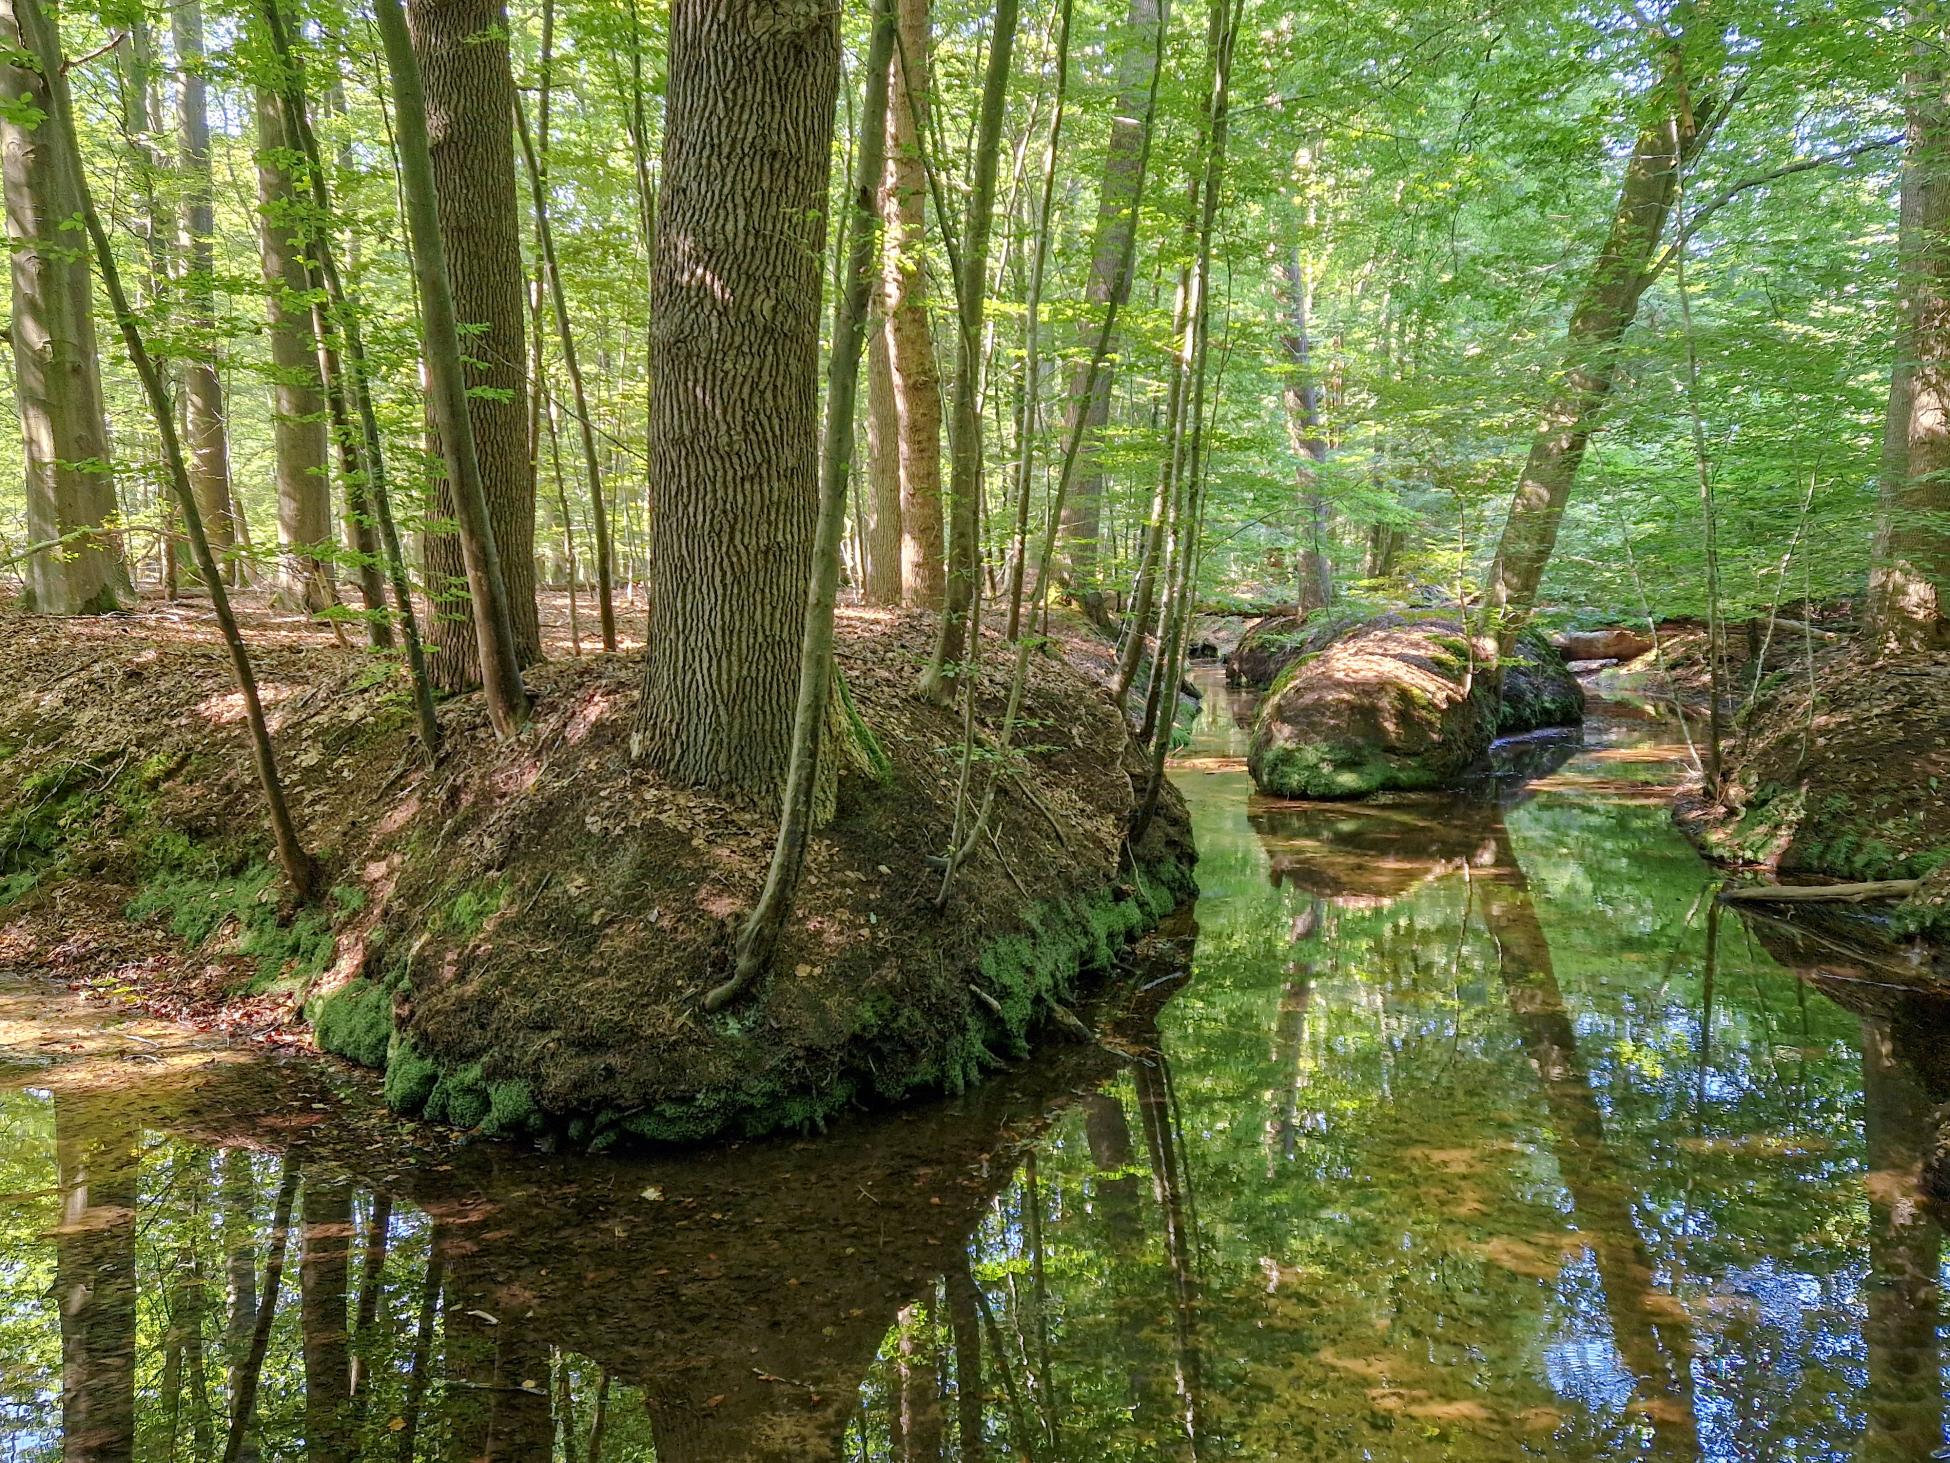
[
  {"left": 1676, "top": 647, "right": 1950, "bottom": 939},
  {"left": 0, "top": 590, "right": 1192, "bottom": 1146}
]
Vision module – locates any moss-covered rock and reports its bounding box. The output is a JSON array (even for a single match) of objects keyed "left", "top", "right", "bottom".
[
  {"left": 1496, "top": 628, "right": 1586, "bottom": 736},
  {"left": 1244, "top": 614, "right": 1585, "bottom": 801},
  {"left": 1247, "top": 615, "right": 1499, "bottom": 799},
  {"left": 1225, "top": 608, "right": 1367, "bottom": 689}
]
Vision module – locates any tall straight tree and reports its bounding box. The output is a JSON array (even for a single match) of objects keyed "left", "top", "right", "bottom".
[
  {"left": 171, "top": 0, "right": 237, "bottom": 575},
  {"left": 881, "top": 0, "right": 945, "bottom": 608},
  {"left": 1277, "top": 243, "right": 1332, "bottom": 613},
  {"left": 915, "top": 0, "right": 1018, "bottom": 702},
  {"left": 715, "top": 0, "right": 895, "bottom": 1006},
  {"left": 1, "top": 0, "right": 129, "bottom": 614},
  {"left": 255, "top": 90, "right": 334, "bottom": 614},
  {"left": 375, "top": 0, "right": 530, "bottom": 738},
  {"left": 1055, "top": 0, "right": 1164, "bottom": 626},
  {"left": 1479, "top": 21, "right": 1728, "bottom": 654},
  {"left": 1867, "top": 3, "right": 1950, "bottom": 654},
  {"left": 405, "top": 0, "right": 541, "bottom": 690},
  {"left": 634, "top": 0, "right": 840, "bottom": 804}
]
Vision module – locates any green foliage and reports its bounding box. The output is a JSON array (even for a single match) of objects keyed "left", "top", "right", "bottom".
[{"left": 310, "top": 978, "right": 394, "bottom": 1069}]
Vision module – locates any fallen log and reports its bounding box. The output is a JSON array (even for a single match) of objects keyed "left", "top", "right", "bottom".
[{"left": 1719, "top": 879, "right": 1921, "bottom": 905}]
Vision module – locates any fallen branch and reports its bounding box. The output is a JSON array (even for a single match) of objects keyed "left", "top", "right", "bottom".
[{"left": 1719, "top": 879, "right": 1920, "bottom": 905}]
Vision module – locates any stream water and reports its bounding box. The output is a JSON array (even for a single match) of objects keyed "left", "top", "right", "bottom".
[{"left": 2, "top": 669, "right": 1947, "bottom": 1461}]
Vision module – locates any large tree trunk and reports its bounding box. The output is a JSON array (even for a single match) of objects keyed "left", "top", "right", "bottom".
[
  {"left": 256, "top": 90, "right": 334, "bottom": 614},
  {"left": 882, "top": 0, "right": 945, "bottom": 608},
  {"left": 407, "top": 0, "right": 541, "bottom": 690},
  {"left": 172, "top": 0, "right": 237, "bottom": 577},
  {"left": 1055, "top": 0, "right": 1162, "bottom": 623},
  {"left": 634, "top": 0, "right": 840, "bottom": 804},
  {"left": 1, "top": 0, "right": 128, "bottom": 615},
  {"left": 1481, "top": 71, "right": 1719, "bottom": 653},
  {"left": 1867, "top": 18, "right": 1950, "bottom": 655},
  {"left": 1276, "top": 245, "right": 1333, "bottom": 614}
]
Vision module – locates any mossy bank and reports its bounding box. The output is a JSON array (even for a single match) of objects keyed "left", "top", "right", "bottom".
[
  {"left": 1679, "top": 649, "right": 1950, "bottom": 942},
  {"left": 0, "top": 606, "right": 1194, "bottom": 1147}
]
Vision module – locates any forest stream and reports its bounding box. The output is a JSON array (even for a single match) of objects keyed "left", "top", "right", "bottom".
[{"left": 2, "top": 668, "right": 1946, "bottom": 1462}]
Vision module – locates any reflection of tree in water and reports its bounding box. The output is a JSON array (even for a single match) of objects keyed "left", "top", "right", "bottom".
[
  {"left": 54, "top": 1090, "right": 137, "bottom": 1462},
  {"left": 1479, "top": 820, "right": 1700, "bottom": 1458}
]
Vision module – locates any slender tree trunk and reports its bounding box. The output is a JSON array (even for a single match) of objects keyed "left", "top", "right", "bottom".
[
  {"left": 406, "top": 0, "right": 541, "bottom": 689},
  {"left": 515, "top": 95, "right": 616, "bottom": 650},
  {"left": 864, "top": 324, "right": 906, "bottom": 604},
  {"left": 261, "top": 0, "right": 441, "bottom": 757},
  {"left": 378, "top": 0, "right": 531, "bottom": 737},
  {"left": 883, "top": 0, "right": 946, "bottom": 608},
  {"left": 1481, "top": 60, "right": 1724, "bottom": 654},
  {"left": 1055, "top": 0, "right": 1162, "bottom": 623},
  {"left": 1, "top": 0, "right": 129, "bottom": 615},
  {"left": 1276, "top": 245, "right": 1333, "bottom": 614},
  {"left": 1867, "top": 14, "right": 1950, "bottom": 654},
  {"left": 634, "top": 0, "right": 841, "bottom": 805},
  {"left": 172, "top": 0, "right": 236, "bottom": 578},
  {"left": 49, "top": 0, "right": 315, "bottom": 895},
  {"left": 946, "top": 1261, "right": 984, "bottom": 1460},
  {"left": 222, "top": 1160, "right": 301, "bottom": 1463},
  {"left": 713, "top": 0, "right": 892, "bottom": 1006},
  {"left": 256, "top": 89, "right": 335, "bottom": 614},
  {"left": 916, "top": 0, "right": 1018, "bottom": 700}
]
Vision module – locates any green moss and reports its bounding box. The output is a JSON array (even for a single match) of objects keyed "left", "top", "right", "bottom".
[
  {"left": 382, "top": 1034, "right": 440, "bottom": 1114},
  {"left": 311, "top": 979, "right": 395, "bottom": 1069},
  {"left": 126, "top": 861, "right": 339, "bottom": 993},
  {"left": 1254, "top": 740, "right": 1422, "bottom": 800},
  {"left": 377, "top": 844, "right": 1196, "bottom": 1151},
  {"left": 437, "top": 879, "right": 507, "bottom": 937}
]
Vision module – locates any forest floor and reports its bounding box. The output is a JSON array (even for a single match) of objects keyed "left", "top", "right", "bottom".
[{"left": 0, "top": 588, "right": 1194, "bottom": 1147}]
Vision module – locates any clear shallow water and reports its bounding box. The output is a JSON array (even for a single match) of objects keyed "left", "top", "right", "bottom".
[{"left": 2, "top": 670, "right": 1946, "bottom": 1461}]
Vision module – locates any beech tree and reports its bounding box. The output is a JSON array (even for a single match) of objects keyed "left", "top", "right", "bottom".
[
  {"left": 171, "top": 0, "right": 237, "bottom": 578},
  {"left": 1867, "top": 4, "right": 1950, "bottom": 654},
  {"left": 255, "top": 89, "right": 334, "bottom": 614},
  {"left": 634, "top": 0, "right": 841, "bottom": 804},
  {"left": 1, "top": 0, "right": 129, "bottom": 615}
]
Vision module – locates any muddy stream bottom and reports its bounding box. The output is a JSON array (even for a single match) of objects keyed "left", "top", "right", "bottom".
[{"left": 3, "top": 668, "right": 1947, "bottom": 1460}]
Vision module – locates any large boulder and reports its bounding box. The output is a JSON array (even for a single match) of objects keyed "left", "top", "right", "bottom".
[
  {"left": 1553, "top": 627, "right": 1654, "bottom": 662},
  {"left": 1246, "top": 618, "right": 1583, "bottom": 800},
  {"left": 1225, "top": 608, "right": 1366, "bottom": 688},
  {"left": 1497, "top": 628, "right": 1586, "bottom": 736}
]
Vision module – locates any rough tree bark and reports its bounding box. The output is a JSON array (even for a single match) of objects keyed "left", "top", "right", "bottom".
[
  {"left": 172, "top": 0, "right": 237, "bottom": 576},
  {"left": 1480, "top": 44, "right": 1724, "bottom": 654},
  {"left": 256, "top": 90, "right": 335, "bottom": 613},
  {"left": 406, "top": 0, "right": 541, "bottom": 690},
  {"left": 1, "top": 0, "right": 129, "bottom": 614},
  {"left": 882, "top": 0, "right": 945, "bottom": 608},
  {"left": 634, "top": 0, "right": 840, "bottom": 804},
  {"left": 378, "top": 0, "right": 530, "bottom": 738},
  {"left": 1277, "top": 245, "right": 1333, "bottom": 613},
  {"left": 1055, "top": 0, "right": 1163, "bottom": 624},
  {"left": 1867, "top": 9, "right": 1950, "bottom": 654}
]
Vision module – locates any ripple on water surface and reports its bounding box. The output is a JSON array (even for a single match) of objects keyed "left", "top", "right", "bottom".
[{"left": 0, "top": 667, "right": 1945, "bottom": 1460}]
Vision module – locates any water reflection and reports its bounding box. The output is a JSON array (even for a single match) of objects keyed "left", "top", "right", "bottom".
[{"left": 2, "top": 672, "right": 1947, "bottom": 1460}]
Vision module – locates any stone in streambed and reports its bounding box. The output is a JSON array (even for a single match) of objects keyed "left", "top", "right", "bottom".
[{"left": 1246, "top": 617, "right": 1582, "bottom": 800}]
